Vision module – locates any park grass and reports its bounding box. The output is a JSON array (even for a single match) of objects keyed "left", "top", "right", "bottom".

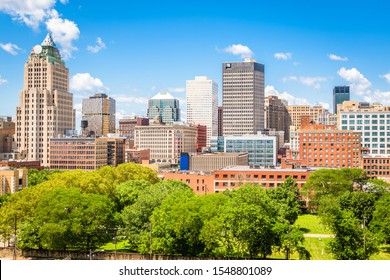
[
  {"left": 100, "top": 240, "right": 130, "bottom": 252},
  {"left": 295, "top": 214, "right": 333, "bottom": 234}
]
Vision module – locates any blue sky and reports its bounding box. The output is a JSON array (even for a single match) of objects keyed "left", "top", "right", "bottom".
[{"left": 1, "top": 0, "right": 390, "bottom": 128}]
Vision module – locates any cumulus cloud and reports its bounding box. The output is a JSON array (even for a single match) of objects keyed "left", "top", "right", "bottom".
[
  {"left": 265, "top": 85, "right": 310, "bottom": 106},
  {"left": 46, "top": 10, "right": 80, "bottom": 59},
  {"left": 380, "top": 72, "right": 390, "bottom": 83},
  {"left": 274, "top": 52, "right": 292, "bottom": 60},
  {"left": 113, "top": 95, "right": 148, "bottom": 104},
  {"left": 223, "top": 44, "right": 254, "bottom": 58},
  {"left": 328, "top": 54, "right": 348, "bottom": 61},
  {"left": 282, "top": 75, "right": 327, "bottom": 89},
  {"left": 0, "top": 0, "right": 56, "bottom": 29},
  {"left": 70, "top": 73, "right": 107, "bottom": 93},
  {"left": 337, "top": 67, "right": 371, "bottom": 96},
  {"left": 0, "top": 1, "right": 79, "bottom": 59},
  {"left": 87, "top": 37, "right": 106, "bottom": 53},
  {"left": 168, "top": 87, "right": 185, "bottom": 93},
  {"left": 0, "top": 75, "right": 7, "bottom": 85},
  {"left": 0, "top": 42, "right": 22, "bottom": 55}
]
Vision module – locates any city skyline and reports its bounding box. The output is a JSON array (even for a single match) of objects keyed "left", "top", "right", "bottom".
[{"left": 1, "top": 0, "right": 390, "bottom": 128}]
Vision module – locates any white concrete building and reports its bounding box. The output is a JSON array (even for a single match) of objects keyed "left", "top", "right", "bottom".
[
  {"left": 338, "top": 101, "right": 390, "bottom": 155},
  {"left": 186, "top": 76, "right": 218, "bottom": 146}
]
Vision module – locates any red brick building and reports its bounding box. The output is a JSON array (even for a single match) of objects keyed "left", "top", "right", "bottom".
[
  {"left": 213, "top": 166, "right": 312, "bottom": 192},
  {"left": 158, "top": 171, "right": 214, "bottom": 195},
  {"left": 299, "top": 129, "right": 361, "bottom": 168},
  {"left": 195, "top": 124, "right": 207, "bottom": 152}
]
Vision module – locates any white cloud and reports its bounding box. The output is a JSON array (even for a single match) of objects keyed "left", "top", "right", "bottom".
[
  {"left": 337, "top": 67, "right": 371, "bottom": 96},
  {"left": 0, "top": 42, "right": 22, "bottom": 55},
  {"left": 87, "top": 37, "right": 106, "bottom": 53},
  {"left": 274, "top": 52, "right": 292, "bottom": 60},
  {"left": 70, "top": 73, "right": 107, "bottom": 93},
  {"left": 380, "top": 72, "right": 390, "bottom": 84},
  {"left": 358, "top": 90, "right": 390, "bottom": 106},
  {"left": 282, "top": 75, "right": 327, "bottom": 89},
  {"left": 0, "top": 2, "right": 79, "bottom": 59},
  {"left": 113, "top": 95, "right": 148, "bottom": 104},
  {"left": 328, "top": 54, "right": 348, "bottom": 61},
  {"left": 265, "top": 85, "right": 310, "bottom": 106},
  {"left": 45, "top": 10, "right": 80, "bottom": 60},
  {"left": 0, "top": 75, "right": 7, "bottom": 85},
  {"left": 0, "top": 0, "right": 56, "bottom": 29},
  {"left": 223, "top": 44, "right": 254, "bottom": 58},
  {"left": 168, "top": 87, "right": 185, "bottom": 93},
  {"left": 317, "top": 101, "right": 330, "bottom": 110}
]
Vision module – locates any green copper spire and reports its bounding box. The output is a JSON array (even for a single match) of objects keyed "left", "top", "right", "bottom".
[{"left": 30, "top": 33, "right": 64, "bottom": 65}]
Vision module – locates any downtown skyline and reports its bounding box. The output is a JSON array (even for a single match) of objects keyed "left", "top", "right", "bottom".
[{"left": 1, "top": 0, "right": 390, "bottom": 129}]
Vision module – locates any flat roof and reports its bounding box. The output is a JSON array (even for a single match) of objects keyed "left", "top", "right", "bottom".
[{"left": 219, "top": 165, "right": 314, "bottom": 172}]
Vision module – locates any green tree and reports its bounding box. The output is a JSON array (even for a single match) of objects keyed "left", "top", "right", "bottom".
[
  {"left": 268, "top": 177, "right": 309, "bottom": 259},
  {"left": 226, "top": 185, "right": 279, "bottom": 259},
  {"left": 149, "top": 187, "right": 203, "bottom": 256},
  {"left": 303, "top": 168, "right": 354, "bottom": 211},
  {"left": 318, "top": 195, "right": 379, "bottom": 259},
  {"left": 370, "top": 193, "right": 390, "bottom": 243},
  {"left": 18, "top": 188, "right": 116, "bottom": 251},
  {"left": 120, "top": 180, "right": 191, "bottom": 252},
  {"left": 27, "top": 168, "right": 61, "bottom": 187}
]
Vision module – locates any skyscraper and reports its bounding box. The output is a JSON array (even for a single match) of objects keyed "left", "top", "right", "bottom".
[
  {"left": 333, "top": 86, "right": 350, "bottom": 114},
  {"left": 186, "top": 76, "right": 218, "bottom": 146},
  {"left": 82, "top": 93, "right": 116, "bottom": 137},
  {"left": 16, "top": 33, "right": 75, "bottom": 167},
  {"left": 264, "top": 95, "right": 291, "bottom": 142},
  {"left": 222, "top": 58, "right": 264, "bottom": 136},
  {"left": 147, "top": 92, "right": 180, "bottom": 123}
]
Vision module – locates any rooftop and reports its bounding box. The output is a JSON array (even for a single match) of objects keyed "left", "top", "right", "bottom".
[
  {"left": 219, "top": 165, "right": 314, "bottom": 172},
  {"left": 150, "top": 92, "right": 175, "bottom": 100}
]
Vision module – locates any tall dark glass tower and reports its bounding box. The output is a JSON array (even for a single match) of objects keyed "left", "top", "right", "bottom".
[{"left": 333, "top": 86, "right": 350, "bottom": 114}]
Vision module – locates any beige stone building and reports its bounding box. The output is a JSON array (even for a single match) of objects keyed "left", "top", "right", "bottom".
[
  {"left": 134, "top": 122, "right": 197, "bottom": 164},
  {"left": 16, "top": 34, "right": 75, "bottom": 167},
  {"left": 49, "top": 136, "right": 125, "bottom": 171},
  {"left": 188, "top": 152, "right": 248, "bottom": 172},
  {"left": 0, "top": 168, "right": 28, "bottom": 196},
  {"left": 287, "top": 105, "right": 327, "bottom": 129}
]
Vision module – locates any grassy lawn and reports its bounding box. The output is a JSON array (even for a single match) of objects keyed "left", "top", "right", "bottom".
[
  {"left": 294, "top": 214, "right": 332, "bottom": 234},
  {"left": 100, "top": 240, "right": 131, "bottom": 252}
]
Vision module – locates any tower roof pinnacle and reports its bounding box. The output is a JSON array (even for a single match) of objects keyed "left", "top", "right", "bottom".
[{"left": 41, "top": 33, "right": 56, "bottom": 47}]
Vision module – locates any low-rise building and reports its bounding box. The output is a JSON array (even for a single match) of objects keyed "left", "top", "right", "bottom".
[
  {"left": 0, "top": 168, "right": 28, "bottom": 195},
  {"left": 181, "top": 152, "right": 248, "bottom": 172},
  {"left": 49, "top": 136, "right": 125, "bottom": 170},
  {"left": 213, "top": 165, "right": 312, "bottom": 192},
  {"left": 157, "top": 171, "right": 214, "bottom": 195}
]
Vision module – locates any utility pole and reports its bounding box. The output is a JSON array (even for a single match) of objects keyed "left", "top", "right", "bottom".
[
  {"left": 13, "top": 216, "right": 16, "bottom": 260},
  {"left": 149, "top": 222, "right": 153, "bottom": 260},
  {"left": 363, "top": 216, "right": 367, "bottom": 259}
]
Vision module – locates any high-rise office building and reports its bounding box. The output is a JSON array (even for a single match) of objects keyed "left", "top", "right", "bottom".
[
  {"left": 222, "top": 58, "right": 264, "bottom": 135},
  {"left": 264, "top": 95, "right": 291, "bottom": 142},
  {"left": 333, "top": 86, "right": 350, "bottom": 114},
  {"left": 82, "top": 93, "right": 116, "bottom": 137},
  {"left": 147, "top": 92, "right": 180, "bottom": 123},
  {"left": 16, "top": 33, "right": 75, "bottom": 167},
  {"left": 186, "top": 76, "right": 218, "bottom": 146}
]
